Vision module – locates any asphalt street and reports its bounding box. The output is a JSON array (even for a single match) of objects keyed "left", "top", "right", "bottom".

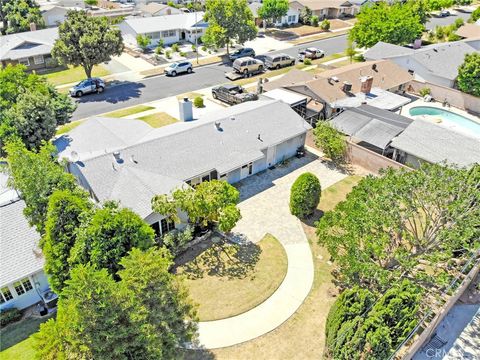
[{"left": 71, "top": 12, "right": 474, "bottom": 120}]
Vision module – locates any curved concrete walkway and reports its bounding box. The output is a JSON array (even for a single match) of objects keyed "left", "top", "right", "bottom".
[{"left": 197, "top": 156, "right": 346, "bottom": 349}]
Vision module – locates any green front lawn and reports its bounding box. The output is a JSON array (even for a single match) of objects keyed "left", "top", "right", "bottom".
[
  {"left": 56, "top": 120, "right": 84, "bottom": 135},
  {"left": 103, "top": 105, "right": 155, "bottom": 118},
  {"left": 137, "top": 112, "right": 178, "bottom": 128},
  {"left": 0, "top": 337, "right": 35, "bottom": 360},
  {"left": 41, "top": 65, "right": 110, "bottom": 86}
]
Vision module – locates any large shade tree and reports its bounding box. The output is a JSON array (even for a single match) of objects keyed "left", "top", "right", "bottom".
[
  {"left": 52, "top": 10, "right": 124, "bottom": 78},
  {"left": 34, "top": 248, "right": 197, "bottom": 359},
  {"left": 258, "top": 0, "right": 289, "bottom": 27},
  {"left": 0, "top": 0, "right": 45, "bottom": 34},
  {"left": 203, "top": 0, "right": 257, "bottom": 54},
  {"left": 317, "top": 163, "right": 480, "bottom": 292},
  {"left": 349, "top": 2, "right": 424, "bottom": 48}
]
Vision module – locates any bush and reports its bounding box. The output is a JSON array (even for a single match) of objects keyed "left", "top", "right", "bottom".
[
  {"left": 447, "top": 33, "right": 461, "bottom": 42},
  {"left": 162, "top": 225, "right": 194, "bottom": 255},
  {"left": 289, "top": 172, "right": 321, "bottom": 218},
  {"left": 201, "top": 45, "right": 207, "bottom": 52},
  {"left": 191, "top": 44, "right": 196, "bottom": 52},
  {"left": 454, "top": 18, "right": 464, "bottom": 29},
  {"left": 419, "top": 87, "right": 431, "bottom": 97},
  {"left": 193, "top": 96, "right": 204, "bottom": 108},
  {"left": 165, "top": 50, "right": 172, "bottom": 59},
  {"left": 155, "top": 46, "right": 163, "bottom": 55},
  {"left": 136, "top": 34, "right": 150, "bottom": 53},
  {"left": 179, "top": 51, "right": 187, "bottom": 57},
  {"left": 171, "top": 43, "right": 180, "bottom": 52},
  {"left": 304, "top": 58, "right": 312, "bottom": 65},
  {"left": 435, "top": 25, "right": 444, "bottom": 39},
  {"left": 353, "top": 54, "right": 365, "bottom": 62},
  {"left": 310, "top": 15, "right": 319, "bottom": 27},
  {"left": 320, "top": 19, "right": 330, "bottom": 31},
  {"left": 313, "top": 121, "right": 347, "bottom": 163},
  {"left": 0, "top": 308, "right": 22, "bottom": 326}
]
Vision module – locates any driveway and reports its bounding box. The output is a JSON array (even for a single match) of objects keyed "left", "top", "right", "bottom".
[{"left": 197, "top": 153, "right": 347, "bottom": 349}]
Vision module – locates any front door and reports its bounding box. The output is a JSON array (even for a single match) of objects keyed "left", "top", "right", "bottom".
[{"left": 181, "top": 31, "right": 186, "bottom": 40}]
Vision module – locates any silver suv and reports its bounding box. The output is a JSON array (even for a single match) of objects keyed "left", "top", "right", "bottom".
[
  {"left": 233, "top": 57, "right": 264, "bottom": 75},
  {"left": 264, "top": 53, "right": 295, "bottom": 69},
  {"left": 69, "top": 78, "right": 105, "bottom": 97},
  {"left": 165, "top": 61, "right": 193, "bottom": 76}
]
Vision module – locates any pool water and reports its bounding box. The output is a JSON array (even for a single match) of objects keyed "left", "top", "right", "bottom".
[{"left": 409, "top": 106, "right": 480, "bottom": 136}]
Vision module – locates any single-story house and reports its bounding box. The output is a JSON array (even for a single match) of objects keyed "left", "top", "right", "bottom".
[
  {"left": 40, "top": 5, "right": 69, "bottom": 27},
  {"left": 57, "top": 100, "right": 311, "bottom": 237},
  {"left": 118, "top": 12, "right": 207, "bottom": 46},
  {"left": 364, "top": 40, "right": 478, "bottom": 88},
  {"left": 455, "top": 20, "right": 480, "bottom": 40},
  {"left": 0, "top": 173, "right": 50, "bottom": 311},
  {"left": 280, "top": 60, "right": 413, "bottom": 118},
  {"left": 289, "top": 0, "right": 356, "bottom": 19},
  {"left": 249, "top": 2, "right": 300, "bottom": 27},
  {"left": 330, "top": 104, "right": 412, "bottom": 153},
  {"left": 139, "top": 2, "right": 183, "bottom": 17},
  {"left": 0, "top": 27, "right": 59, "bottom": 71},
  {"left": 390, "top": 119, "right": 480, "bottom": 168}
]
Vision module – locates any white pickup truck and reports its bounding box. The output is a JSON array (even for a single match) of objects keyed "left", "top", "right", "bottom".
[{"left": 297, "top": 47, "right": 325, "bottom": 61}]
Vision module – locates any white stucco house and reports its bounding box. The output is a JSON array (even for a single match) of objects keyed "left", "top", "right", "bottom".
[
  {"left": 249, "top": 2, "right": 300, "bottom": 27},
  {"left": 118, "top": 12, "right": 207, "bottom": 46},
  {"left": 55, "top": 100, "right": 311, "bottom": 237},
  {"left": 0, "top": 173, "right": 50, "bottom": 311}
]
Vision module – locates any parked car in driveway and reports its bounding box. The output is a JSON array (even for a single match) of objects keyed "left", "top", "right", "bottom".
[
  {"left": 229, "top": 47, "right": 255, "bottom": 61},
  {"left": 264, "top": 53, "right": 295, "bottom": 69},
  {"left": 211, "top": 84, "right": 258, "bottom": 105},
  {"left": 297, "top": 47, "right": 325, "bottom": 61},
  {"left": 164, "top": 61, "right": 193, "bottom": 76},
  {"left": 69, "top": 78, "right": 105, "bottom": 97},
  {"left": 233, "top": 56, "right": 264, "bottom": 75}
]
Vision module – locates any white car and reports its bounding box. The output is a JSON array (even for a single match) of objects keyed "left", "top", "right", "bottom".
[{"left": 164, "top": 61, "right": 193, "bottom": 76}]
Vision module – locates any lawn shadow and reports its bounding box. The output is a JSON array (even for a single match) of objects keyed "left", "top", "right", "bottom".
[
  {"left": 174, "top": 234, "right": 261, "bottom": 281},
  {"left": 301, "top": 208, "right": 325, "bottom": 228}
]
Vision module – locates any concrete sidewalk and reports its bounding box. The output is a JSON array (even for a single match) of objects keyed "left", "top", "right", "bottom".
[{"left": 197, "top": 155, "right": 346, "bottom": 349}]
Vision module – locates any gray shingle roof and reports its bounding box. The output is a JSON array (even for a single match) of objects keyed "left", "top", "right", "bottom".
[
  {"left": 331, "top": 104, "right": 412, "bottom": 149},
  {"left": 390, "top": 119, "right": 480, "bottom": 167},
  {"left": 0, "top": 27, "right": 58, "bottom": 61},
  {"left": 364, "top": 41, "right": 415, "bottom": 60},
  {"left": 0, "top": 200, "right": 43, "bottom": 286},
  {"left": 120, "top": 12, "right": 205, "bottom": 34},
  {"left": 74, "top": 100, "right": 311, "bottom": 217}
]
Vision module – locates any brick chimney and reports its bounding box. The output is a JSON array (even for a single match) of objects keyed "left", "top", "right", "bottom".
[
  {"left": 360, "top": 76, "right": 373, "bottom": 94},
  {"left": 30, "top": 22, "right": 36, "bottom": 31}
]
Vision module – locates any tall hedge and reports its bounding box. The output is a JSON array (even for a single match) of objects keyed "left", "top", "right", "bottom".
[{"left": 289, "top": 172, "right": 321, "bottom": 218}]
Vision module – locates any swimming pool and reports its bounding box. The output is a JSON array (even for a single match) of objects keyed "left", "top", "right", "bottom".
[{"left": 409, "top": 106, "right": 480, "bottom": 136}]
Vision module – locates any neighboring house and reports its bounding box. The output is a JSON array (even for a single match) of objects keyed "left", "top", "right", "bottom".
[
  {"left": 118, "top": 12, "right": 207, "bottom": 46},
  {"left": 455, "top": 20, "right": 480, "bottom": 40},
  {"left": 56, "top": 100, "right": 311, "bottom": 236},
  {"left": 40, "top": 5, "right": 69, "bottom": 27},
  {"left": 278, "top": 60, "right": 413, "bottom": 118},
  {"left": 0, "top": 173, "right": 50, "bottom": 311},
  {"left": 37, "top": 0, "right": 85, "bottom": 8},
  {"left": 139, "top": 2, "right": 183, "bottom": 16},
  {"left": 250, "top": 2, "right": 300, "bottom": 27},
  {"left": 390, "top": 119, "right": 480, "bottom": 168},
  {"left": 0, "top": 27, "right": 59, "bottom": 71},
  {"left": 364, "top": 40, "right": 478, "bottom": 88},
  {"left": 289, "top": 0, "right": 356, "bottom": 19},
  {"left": 330, "top": 104, "right": 412, "bottom": 154}
]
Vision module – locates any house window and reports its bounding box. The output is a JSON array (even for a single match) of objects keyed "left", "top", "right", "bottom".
[
  {"left": 160, "top": 218, "right": 175, "bottom": 234},
  {"left": 13, "top": 278, "right": 33, "bottom": 296},
  {"left": 202, "top": 174, "right": 210, "bottom": 183},
  {"left": 0, "top": 287, "right": 13, "bottom": 303},
  {"left": 147, "top": 32, "right": 160, "bottom": 39},
  {"left": 33, "top": 55, "right": 44, "bottom": 65},
  {"left": 162, "top": 30, "right": 176, "bottom": 37},
  {"left": 248, "top": 162, "right": 253, "bottom": 175},
  {"left": 288, "top": 15, "right": 296, "bottom": 22},
  {"left": 219, "top": 173, "right": 227, "bottom": 180},
  {"left": 151, "top": 221, "right": 161, "bottom": 237},
  {"left": 18, "top": 58, "right": 30, "bottom": 66}
]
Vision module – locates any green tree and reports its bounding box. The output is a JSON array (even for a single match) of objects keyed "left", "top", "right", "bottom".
[
  {"left": 299, "top": 6, "right": 312, "bottom": 24},
  {"left": 4, "top": 141, "right": 77, "bottom": 233},
  {"left": 427, "top": 0, "right": 454, "bottom": 10},
  {"left": 136, "top": 34, "right": 151, "bottom": 52},
  {"left": 52, "top": 10, "right": 124, "bottom": 78},
  {"left": 289, "top": 172, "right": 322, "bottom": 218},
  {"left": 35, "top": 248, "right": 197, "bottom": 359},
  {"left": 70, "top": 201, "right": 155, "bottom": 276},
  {"left": 84, "top": 0, "right": 98, "bottom": 5},
  {"left": 218, "top": 205, "right": 242, "bottom": 233},
  {"left": 1, "top": 0, "right": 45, "bottom": 34},
  {"left": 345, "top": 40, "right": 357, "bottom": 63},
  {"left": 257, "top": 0, "right": 289, "bottom": 28},
  {"left": 457, "top": 53, "right": 480, "bottom": 97},
  {"left": 470, "top": 7, "right": 480, "bottom": 22},
  {"left": 310, "top": 15, "right": 319, "bottom": 27},
  {"left": 317, "top": 164, "right": 480, "bottom": 292},
  {"left": 349, "top": 2, "right": 424, "bottom": 48},
  {"left": 313, "top": 121, "right": 347, "bottom": 164},
  {"left": 0, "top": 65, "right": 76, "bottom": 152},
  {"left": 42, "top": 189, "right": 93, "bottom": 293},
  {"left": 203, "top": 0, "right": 257, "bottom": 54}
]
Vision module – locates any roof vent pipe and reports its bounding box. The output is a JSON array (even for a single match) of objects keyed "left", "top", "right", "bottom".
[{"left": 215, "top": 121, "right": 222, "bottom": 130}]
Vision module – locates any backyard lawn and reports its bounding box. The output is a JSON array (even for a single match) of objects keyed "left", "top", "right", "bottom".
[
  {"left": 103, "top": 105, "right": 155, "bottom": 118},
  {"left": 0, "top": 337, "right": 35, "bottom": 360},
  {"left": 137, "top": 112, "right": 178, "bottom": 128},
  {"left": 186, "top": 175, "right": 363, "bottom": 359},
  {"left": 176, "top": 234, "right": 287, "bottom": 321},
  {"left": 41, "top": 65, "right": 110, "bottom": 86}
]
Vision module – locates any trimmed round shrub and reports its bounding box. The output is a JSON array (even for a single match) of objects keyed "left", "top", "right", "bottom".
[
  {"left": 289, "top": 172, "right": 321, "bottom": 218},
  {"left": 193, "top": 96, "right": 204, "bottom": 108},
  {"left": 321, "top": 19, "right": 330, "bottom": 31},
  {"left": 0, "top": 308, "right": 22, "bottom": 326},
  {"left": 311, "top": 15, "right": 319, "bottom": 27},
  {"left": 304, "top": 58, "right": 312, "bottom": 65}
]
